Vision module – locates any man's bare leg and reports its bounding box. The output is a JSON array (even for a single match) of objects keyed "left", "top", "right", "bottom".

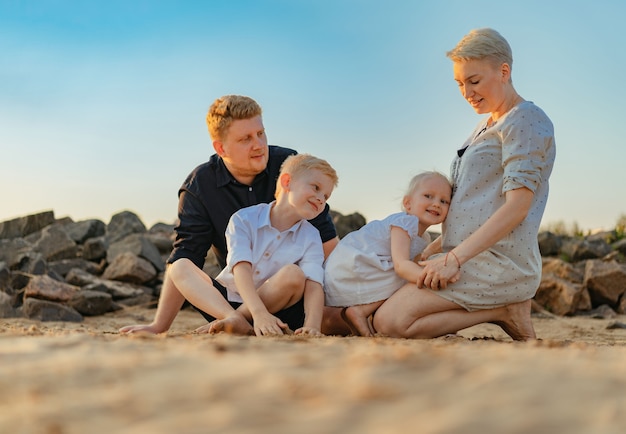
[{"left": 119, "top": 268, "right": 185, "bottom": 334}]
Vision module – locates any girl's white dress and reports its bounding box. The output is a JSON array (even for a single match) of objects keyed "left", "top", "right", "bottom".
[{"left": 324, "top": 212, "right": 430, "bottom": 307}]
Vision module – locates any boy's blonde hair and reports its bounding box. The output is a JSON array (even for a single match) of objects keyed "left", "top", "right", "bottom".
[
  {"left": 402, "top": 171, "right": 451, "bottom": 212},
  {"left": 446, "top": 28, "right": 513, "bottom": 72},
  {"left": 276, "top": 154, "right": 339, "bottom": 198},
  {"left": 206, "top": 95, "right": 262, "bottom": 141}
]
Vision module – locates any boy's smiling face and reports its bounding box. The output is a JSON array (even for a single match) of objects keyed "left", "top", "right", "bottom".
[{"left": 284, "top": 169, "right": 335, "bottom": 221}]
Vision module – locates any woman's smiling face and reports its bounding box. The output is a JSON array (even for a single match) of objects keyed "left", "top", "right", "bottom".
[{"left": 453, "top": 58, "right": 508, "bottom": 116}]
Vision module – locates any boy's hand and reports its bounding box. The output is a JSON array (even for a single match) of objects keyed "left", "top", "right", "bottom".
[
  {"left": 252, "top": 311, "right": 289, "bottom": 336},
  {"left": 294, "top": 327, "right": 322, "bottom": 336}
]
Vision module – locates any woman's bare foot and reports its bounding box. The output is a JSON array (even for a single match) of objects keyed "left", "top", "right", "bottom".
[
  {"left": 201, "top": 313, "right": 254, "bottom": 336},
  {"left": 341, "top": 307, "right": 375, "bottom": 337},
  {"left": 495, "top": 299, "right": 537, "bottom": 341},
  {"left": 119, "top": 324, "right": 165, "bottom": 335}
]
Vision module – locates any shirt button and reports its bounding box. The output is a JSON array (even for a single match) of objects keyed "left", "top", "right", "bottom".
[
  {"left": 255, "top": 270, "right": 260, "bottom": 275},
  {"left": 264, "top": 252, "right": 270, "bottom": 257}
]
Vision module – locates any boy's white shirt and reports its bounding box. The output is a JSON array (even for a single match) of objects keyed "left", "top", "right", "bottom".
[{"left": 215, "top": 201, "right": 325, "bottom": 303}]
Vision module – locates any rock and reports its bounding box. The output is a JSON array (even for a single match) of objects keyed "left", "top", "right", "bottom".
[
  {"left": 107, "top": 233, "right": 164, "bottom": 272},
  {"left": 102, "top": 252, "right": 157, "bottom": 284},
  {"left": 63, "top": 219, "right": 106, "bottom": 244},
  {"left": 106, "top": 210, "right": 146, "bottom": 243},
  {"left": 0, "top": 290, "right": 20, "bottom": 318},
  {"left": 534, "top": 275, "right": 589, "bottom": 316},
  {"left": 0, "top": 238, "right": 34, "bottom": 269},
  {"left": 69, "top": 290, "right": 113, "bottom": 316},
  {"left": 65, "top": 268, "right": 146, "bottom": 300},
  {"left": 613, "top": 238, "right": 626, "bottom": 256},
  {"left": 331, "top": 210, "right": 366, "bottom": 239},
  {"left": 23, "top": 274, "right": 80, "bottom": 303},
  {"left": 583, "top": 260, "right": 626, "bottom": 308},
  {"left": 541, "top": 258, "right": 584, "bottom": 282},
  {"left": 0, "top": 262, "right": 11, "bottom": 291},
  {"left": 48, "top": 258, "right": 102, "bottom": 278},
  {"left": 561, "top": 237, "right": 613, "bottom": 262},
  {"left": 0, "top": 210, "right": 55, "bottom": 240},
  {"left": 538, "top": 231, "right": 563, "bottom": 257},
  {"left": 83, "top": 236, "right": 108, "bottom": 261},
  {"left": 26, "top": 225, "right": 78, "bottom": 261},
  {"left": 19, "top": 252, "right": 48, "bottom": 275},
  {"left": 21, "top": 298, "right": 83, "bottom": 322}
]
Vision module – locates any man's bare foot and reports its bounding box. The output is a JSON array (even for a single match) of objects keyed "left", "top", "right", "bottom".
[
  {"left": 341, "top": 307, "right": 375, "bottom": 337},
  {"left": 119, "top": 324, "right": 165, "bottom": 335},
  {"left": 495, "top": 299, "right": 537, "bottom": 341},
  {"left": 202, "top": 314, "right": 254, "bottom": 336}
]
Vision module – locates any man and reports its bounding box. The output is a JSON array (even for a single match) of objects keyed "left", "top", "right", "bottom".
[{"left": 120, "top": 95, "right": 349, "bottom": 335}]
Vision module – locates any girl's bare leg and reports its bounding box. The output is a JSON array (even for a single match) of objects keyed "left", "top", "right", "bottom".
[
  {"left": 373, "top": 284, "right": 535, "bottom": 341},
  {"left": 320, "top": 307, "right": 352, "bottom": 336},
  {"left": 342, "top": 300, "right": 384, "bottom": 337}
]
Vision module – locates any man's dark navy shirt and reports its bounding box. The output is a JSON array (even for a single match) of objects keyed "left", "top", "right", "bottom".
[{"left": 167, "top": 145, "right": 337, "bottom": 270}]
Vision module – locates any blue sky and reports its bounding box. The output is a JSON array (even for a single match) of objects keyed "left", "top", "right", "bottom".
[{"left": 1, "top": 0, "right": 625, "bottom": 232}]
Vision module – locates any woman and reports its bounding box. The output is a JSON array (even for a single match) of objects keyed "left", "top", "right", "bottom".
[{"left": 373, "top": 28, "right": 556, "bottom": 341}]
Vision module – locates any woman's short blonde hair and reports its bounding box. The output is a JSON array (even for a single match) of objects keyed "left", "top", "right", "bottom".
[
  {"left": 206, "top": 95, "right": 262, "bottom": 141},
  {"left": 446, "top": 28, "right": 513, "bottom": 69},
  {"left": 276, "top": 154, "right": 339, "bottom": 198}
]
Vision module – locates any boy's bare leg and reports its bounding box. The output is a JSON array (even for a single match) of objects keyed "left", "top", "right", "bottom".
[
  {"left": 210, "top": 264, "right": 305, "bottom": 334},
  {"left": 342, "top": 300, "right": 384, "bottom": 337}
]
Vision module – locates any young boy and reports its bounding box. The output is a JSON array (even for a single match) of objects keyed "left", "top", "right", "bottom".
[{"left": 171, "top": 154, "right": 338, "bottom": 336}]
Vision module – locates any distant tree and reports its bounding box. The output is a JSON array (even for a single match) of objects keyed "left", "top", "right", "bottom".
[{"left": 616, "top": 214, "right": 626, "bottom": 239}]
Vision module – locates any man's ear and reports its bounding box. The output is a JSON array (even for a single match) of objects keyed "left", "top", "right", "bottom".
[
  {"left": 279, "top": 173, "right": 291, "bottom": 191},
  {"left": 213, "top": 140, "right": 225, "bottom": 157}
]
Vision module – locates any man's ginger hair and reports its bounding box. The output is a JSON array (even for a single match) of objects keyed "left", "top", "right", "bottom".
[{"left": 206, "top": 95, "right": 262, "bottom": 141}]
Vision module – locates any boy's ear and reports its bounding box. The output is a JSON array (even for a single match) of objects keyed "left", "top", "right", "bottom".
[{"left": 279, "top": 173, "right": 291, "bottom": 191}]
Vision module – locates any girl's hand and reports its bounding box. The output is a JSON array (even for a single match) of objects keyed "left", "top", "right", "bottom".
[
  {"left": 417, "top": 253, "right": 461, "bottom": 290},
  {"left": 294, "top": 327, "right": 322, "bottom": 336}
]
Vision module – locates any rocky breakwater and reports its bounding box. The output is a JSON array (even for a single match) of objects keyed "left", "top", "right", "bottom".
[
  {"left": 1, "top": 209, "right": 626, "bottom": 324},
  {"left": 537, "top": 231, "right": 626, "bottom": 320},
  {"left": 0, "top": 210, "right": 180, "bottom": 321}
]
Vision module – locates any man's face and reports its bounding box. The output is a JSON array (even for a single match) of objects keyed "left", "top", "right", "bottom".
[{"left": 216, "top": 115, "right": 269, "bottom": 184}]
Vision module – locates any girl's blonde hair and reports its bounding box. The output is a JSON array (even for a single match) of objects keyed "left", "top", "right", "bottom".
[
  {"left": 446, "top": 28, "right": 513, "bottom": 71},
  {"left": 276, "top": 154, "right": 339, "bottom": 198},
  {"left": 206, "top": 95, "right": 262, "bottom": 141},
  {"left": 402, "top": 171, "right": 451, "bottom": 212}
]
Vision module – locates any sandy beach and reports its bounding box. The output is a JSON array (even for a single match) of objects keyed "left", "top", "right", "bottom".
[{"left": 2, "top": 307, "right": 626, "bottom": 434}]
